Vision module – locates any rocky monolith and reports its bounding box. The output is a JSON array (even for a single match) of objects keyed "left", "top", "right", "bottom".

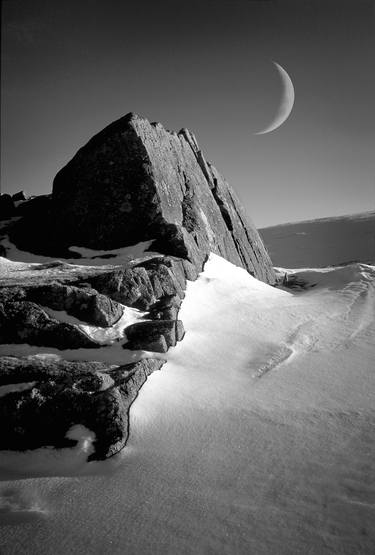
[
  {"left": 51, "top": 113, "right": 275, "bottom": 283},
  {"left": 0, "top": 112, "right": 276, "bottom": 461}
]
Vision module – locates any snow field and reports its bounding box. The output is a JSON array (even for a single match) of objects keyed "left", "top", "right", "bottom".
[{"left": 0, "top": 252, "right": 374, "bottom": 553}]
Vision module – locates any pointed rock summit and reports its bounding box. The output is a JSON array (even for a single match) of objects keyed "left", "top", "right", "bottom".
[{"left": 52, "top": 113, "right": 275, "bottom": 283}]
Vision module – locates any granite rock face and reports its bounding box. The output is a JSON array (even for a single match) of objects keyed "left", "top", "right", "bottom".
[{"left": 52, "top": 113, "right": 275, "bottom": 283}]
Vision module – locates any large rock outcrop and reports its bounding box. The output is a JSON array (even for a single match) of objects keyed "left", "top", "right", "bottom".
[
  {"left": 0, "top": 356, "right": 164, "bottom": 460},
  {"left": 0, "top": 112, "right": 276, "bottom": 461},
  {"left": 50, "top": 113, "right": 274, "bottom": 283}
]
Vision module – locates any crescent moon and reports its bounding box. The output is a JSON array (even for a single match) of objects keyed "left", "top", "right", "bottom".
[{"left": 256, "top": 61, "right": 295, "bottom": 135}]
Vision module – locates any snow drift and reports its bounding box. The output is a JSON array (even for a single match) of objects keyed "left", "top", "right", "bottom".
[{"left": 1, "top": 253, "right": 374, "bottom": 554}]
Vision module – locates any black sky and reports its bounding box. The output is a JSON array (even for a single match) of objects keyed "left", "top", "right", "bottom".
[{"left": 1, "top": 0, "right": 374, "bottom": 227}]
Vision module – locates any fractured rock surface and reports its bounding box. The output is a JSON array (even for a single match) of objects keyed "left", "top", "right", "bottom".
[
  {"left": 0, "top": 300, "right": 99, "bottom": 349},
  {"left": 0, "top": 255, "right": 186, "bottom": 458},
  {"left": 0, "top": 356, "right": 163, "bottom": 460},
  {"left": 28, "top": 282, "right": 124, "bottom": 327}
]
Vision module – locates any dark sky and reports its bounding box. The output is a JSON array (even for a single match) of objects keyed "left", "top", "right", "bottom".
[{"left": 1, "top": 0, "right": 374, "bottom": 227}]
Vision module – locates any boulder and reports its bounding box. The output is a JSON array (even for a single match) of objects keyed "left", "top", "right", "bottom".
[
  {"left": 0, "top": 301, "right": 99, "bottom": 349},
  {"left": 125, "top": 319, "right": 184, "bottom": 351},
  {"left": 50, "top": 113, "right": 274, "bottom": 283},
  {"left": 27, "top": 282, "right": 123, "bottom": 327}
]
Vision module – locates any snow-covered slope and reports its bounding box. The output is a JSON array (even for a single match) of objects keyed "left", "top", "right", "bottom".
[
  {"left": 260, "top": 210, "right": 375, "bottom": 267},
  {"left": 1, "top": 253, "right": 374, "bottom": 554}
]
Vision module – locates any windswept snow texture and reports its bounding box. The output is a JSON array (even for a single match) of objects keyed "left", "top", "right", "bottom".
[
  {"left": 1, "top": 254, "right": 374, "bottom": 554},
  {"left": 260, "top": 210, "right": 375, "bottom": 267}
]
